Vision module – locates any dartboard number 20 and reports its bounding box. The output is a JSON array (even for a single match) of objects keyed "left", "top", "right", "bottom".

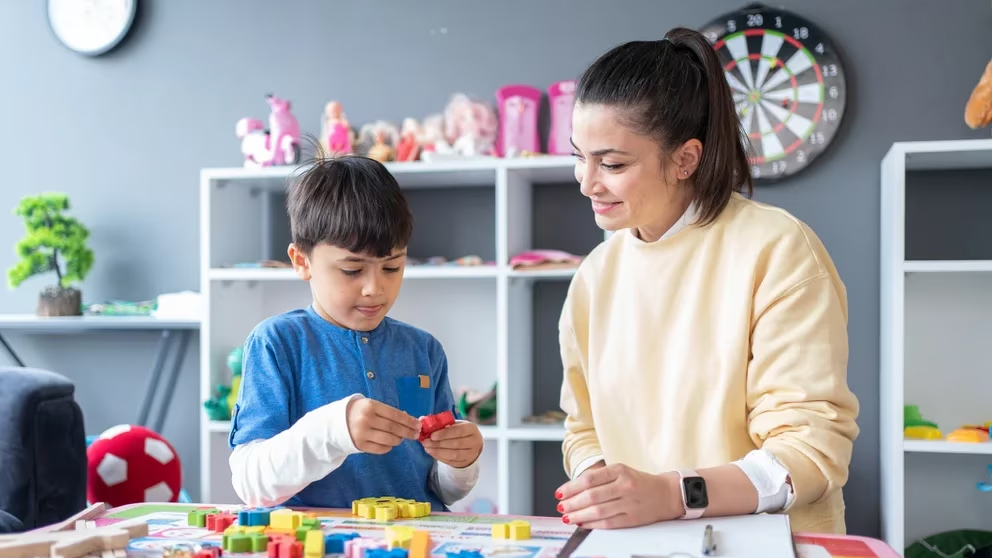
[{"left": 700, "top": 4, "right": 847, "bottom": 182}]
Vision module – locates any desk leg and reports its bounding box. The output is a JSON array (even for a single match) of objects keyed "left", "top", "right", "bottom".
[
  {"left": 0, "top": 333, "right": 25, "bottom": 367},
  {"left": 137, "top": 331, "right": 174, "bottom": 429},
  {"left": 151, "top": 330, "right": 192, "bottom": 433}
]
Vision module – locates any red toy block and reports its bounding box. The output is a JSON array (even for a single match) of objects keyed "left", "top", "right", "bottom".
[
  {"left": 206, "top": 512, "right": 236, "bottom": 532},
  {"left": 195, "top": 547, "right": 223, "bottom": 558},
  {"left": 419, "top": 410, "right": 455, "bottom": 441},
  {"left": 268, "top": 536, "right": 302, "bottom": 558}
]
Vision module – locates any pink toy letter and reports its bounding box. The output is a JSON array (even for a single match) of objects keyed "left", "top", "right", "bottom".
[
  {"left": 495, "top": 85, "right": 541, "bottom": 157},
  {"left": 548, "top": 80, "right": 576, "bottom": 155}
]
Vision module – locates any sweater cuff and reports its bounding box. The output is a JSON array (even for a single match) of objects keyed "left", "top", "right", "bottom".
[
  {"left": 761, "top": 440, "right": 827, "bottom": 509},
  {"left": 732, "top": 449, "right": 794, "bottom": 513}
]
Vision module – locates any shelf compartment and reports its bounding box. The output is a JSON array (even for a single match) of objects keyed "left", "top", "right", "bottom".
[
  {"left": 506, "top": 278, "right": 569, "bottom": 431},
  {"left": 903, "top": 452, "right": 992, "bottom": 546},
  {"left": 503, "top": 167, "right": 603, "bottom": 273},
  {"left": 405, "top": 185, "right": 497, "bottom": 265},
  {"left": 903, "top": 273, "right": 992, "bottom": 435},
  {"left": 904, "top": 167, "right": 992, "bottom": 261}
]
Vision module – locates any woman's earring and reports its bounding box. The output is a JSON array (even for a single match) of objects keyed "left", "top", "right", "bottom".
[{"left": 682, "top": 169, "right": 689, "bottom": 177}]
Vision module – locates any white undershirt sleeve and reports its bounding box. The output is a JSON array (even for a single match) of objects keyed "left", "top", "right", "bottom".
[
  {"left": 570, "top": 455, "right": 605, "bottom": 479},
  {"left": 229, "top": 393, "right": 362, "bottom": 507},
  {"left": 732, "top": 448, "right": 795, "bottom": 513},
  {"left": 428, "top": 420, "right": 482, "bottom": 506}
]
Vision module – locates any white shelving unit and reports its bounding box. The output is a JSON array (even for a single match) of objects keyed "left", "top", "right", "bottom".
[
  {"left": 880, "top": 139, "right": 992, "bottom": 554},
  {"left": 199, "top": 155, "right": 606, "bottom": 516}
]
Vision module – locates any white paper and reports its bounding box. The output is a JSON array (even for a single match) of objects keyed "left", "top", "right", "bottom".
[{"left": 573, "top": 514, "right": 796, "bottom": 558}]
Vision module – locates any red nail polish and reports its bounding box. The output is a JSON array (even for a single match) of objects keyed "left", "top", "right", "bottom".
[
  {"left": 555, "top": 490, "right": 563, "bottom": 499},
  {"left": 562, "top": 516, "right": 570, "bottom": 524},
  {"left": 556, "top": 503, "right": 564, "bottom": 513}
]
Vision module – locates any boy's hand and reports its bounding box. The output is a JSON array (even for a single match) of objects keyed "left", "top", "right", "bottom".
[
  {"left": 421, "top": 421, "right": 483, "bottom": 468},
  {"left": 346, "top": 397, "right": 421, "bottom": 454}
]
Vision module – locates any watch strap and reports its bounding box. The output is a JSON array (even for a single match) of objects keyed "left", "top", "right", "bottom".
[{"left": 676, "top": 469, "right": 705, "bottom": 520}]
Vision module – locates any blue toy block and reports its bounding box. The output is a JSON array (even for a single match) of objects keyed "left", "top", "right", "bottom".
[
  {"left": 238, "top": 507, "right": 273, "bottom": 526},
  {"left": 325, "top": 532, "right": 360, "bottom": 553},
  {"left": 446, "top": 551, "right": 484, "bottom": 558},
  {"left": 368, "top": 549, "right": 409, "bottom": 558}
]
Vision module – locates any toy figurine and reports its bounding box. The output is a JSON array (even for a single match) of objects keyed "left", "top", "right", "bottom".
[
  {"left": 358, "top": 120, "right": 400, "bottom": 162},
  {"left": 548, "top": 80, "right": 576, "bottom": 155},
  {"left": 395, "top": 118, "right": 422, "bottom": 162},
  {"left": 419, "top": 114, "right": 453, "bottom": 162},
  {"left": 496, "top": 85, "right": 542, "bottom": 157},
  {"left": 443, "top": 93, "right": 498, "bottom": 158},
  {"left": 235, "top": 94, "right": 301, "bottom": 168},
  {"left": 321, "top": 100, "right": 354, "bottom": 156}
]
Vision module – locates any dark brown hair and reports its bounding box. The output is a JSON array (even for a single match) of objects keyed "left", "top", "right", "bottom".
[
  {"left": 575, "top": 27, "right": 753, "bottom": 225},
  {"left": 287, "top": 155, "right": 413, "bottom": 257}
]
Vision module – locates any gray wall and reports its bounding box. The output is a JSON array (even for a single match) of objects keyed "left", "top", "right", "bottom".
[{"left": 1, "top": 0, "right": 990, "bottom": 537}]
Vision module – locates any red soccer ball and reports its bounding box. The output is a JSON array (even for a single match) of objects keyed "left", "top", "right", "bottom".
[{"left": 86, "top": 424, "right": 182, "bottom": 507}]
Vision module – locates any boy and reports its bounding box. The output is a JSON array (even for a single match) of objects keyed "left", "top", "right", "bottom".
[{"left": 228, "top": 155, "right": 484, "bottom": 510}]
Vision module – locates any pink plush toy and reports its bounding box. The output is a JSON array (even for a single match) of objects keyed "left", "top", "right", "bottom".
[
  {"left": 443, "top": 93, "right": 498, "bottom": 157},
  {"left": 235, "top": 94, "right": 301, "bottom": 168},
  {"left": 496, "top": 85, "right": 542, "bottom": 157},
  {"left": 548, "top": 80, "right": 576, "bottom": 155}
]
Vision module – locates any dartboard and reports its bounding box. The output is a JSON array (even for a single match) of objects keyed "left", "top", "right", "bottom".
[{"left": 700, "top": 4, "right": 847, "bottom": 182}]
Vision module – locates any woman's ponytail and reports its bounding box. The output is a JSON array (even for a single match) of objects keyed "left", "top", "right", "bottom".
[{"left": 665, "top": 27, "right": 753, "bottom": 225}]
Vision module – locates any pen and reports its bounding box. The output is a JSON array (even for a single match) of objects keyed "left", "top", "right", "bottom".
[{"left": 701, "top": 524, "right": 716, "bottom": 556}]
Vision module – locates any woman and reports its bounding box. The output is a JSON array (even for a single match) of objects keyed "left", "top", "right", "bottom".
[{"left": 554, "top": 27, "right": 860, "bottom": 534}]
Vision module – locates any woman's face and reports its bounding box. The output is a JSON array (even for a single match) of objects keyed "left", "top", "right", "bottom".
[{"left": 570, "top": 102, "right": 697, "bottom": 241}]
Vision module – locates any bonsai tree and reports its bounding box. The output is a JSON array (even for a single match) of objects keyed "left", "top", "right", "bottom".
[{"left": 7, "top": 193, "right": 94, "bottom": 316}]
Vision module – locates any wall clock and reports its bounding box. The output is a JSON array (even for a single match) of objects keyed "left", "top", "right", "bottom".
[
  {"left": 48, "top": 0, "right": 137, "bottom": 56},
  {"left": 700, "top": 4, "right": 847, "bottom": 183}
]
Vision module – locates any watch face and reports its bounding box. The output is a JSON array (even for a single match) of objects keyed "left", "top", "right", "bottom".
[{"left": 683, "top": 476, "right": 709, "bottom": 509}]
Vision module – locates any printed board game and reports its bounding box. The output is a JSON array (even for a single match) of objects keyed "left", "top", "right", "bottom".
[
  {"left": 92, "top": 501, "right": 578, "bottom": 558},
  {"left": 0, "top": 501, "right": 899, "bottom": 558}
]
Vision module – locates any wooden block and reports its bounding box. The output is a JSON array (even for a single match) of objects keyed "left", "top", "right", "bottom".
[
  {"left": 26, "top": 503, "right": 108, "bottom": 535},
  {"left": 303, "top": 530, "right": 324, "bottom": 558},
  {"left": 384, "top": 526, "right": 413, "bottom": 550},
  {"left": 0, "top": 521, "right": 149, "bottom": 558},
  {"left": 492, "top": 520, "right": 530, "bottom": 540},
  {"left": 269, "top": 509, "right": 304, "bottom": 531},
  {"left": 509, "top": 520, "right": 531, "bottom": 540},
  {"left": 374, "top": 505, "right": 396, "bottom": 522},
  {"left": 409, "top": 530, "right": 431, "bottom": 558}
]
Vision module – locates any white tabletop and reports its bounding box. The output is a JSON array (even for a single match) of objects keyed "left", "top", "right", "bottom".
[{"left": 0, "top": 314, "right": 200, "bottom": 332}]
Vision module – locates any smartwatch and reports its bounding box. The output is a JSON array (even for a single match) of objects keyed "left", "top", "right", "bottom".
[{"left": 676, "top": 469, "right": 708, "bottom": 519}]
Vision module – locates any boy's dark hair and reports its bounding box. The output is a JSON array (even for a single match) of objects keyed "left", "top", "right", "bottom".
[
  {"left": 575, "top": 27, "right": 753, "bottom": 226},
  {"left": 287, "top": 155, "right": 413, "bottom": 257}
]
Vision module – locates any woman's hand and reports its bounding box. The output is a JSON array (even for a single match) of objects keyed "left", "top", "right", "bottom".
[{"left": 555, "top": 463, "right": 683, "bottom": 529}]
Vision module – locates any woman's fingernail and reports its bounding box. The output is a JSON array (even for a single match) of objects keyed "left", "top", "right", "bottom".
[
  {"left": 555, "top": 490, "right": 563, "bottom": 499},
  {"left": 556, "top": 503, "right": 564, "bottom": 513},
  {"left": 562, "top": 516, "right": 570, "bottom": 524}
]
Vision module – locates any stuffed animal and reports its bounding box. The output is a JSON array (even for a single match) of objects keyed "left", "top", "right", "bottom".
[
  {"left": 87, "top": 424, "right": 182, "bottom": 507},
  {"left": 965, "top": 58, "right": 992, "bottom": 129}
]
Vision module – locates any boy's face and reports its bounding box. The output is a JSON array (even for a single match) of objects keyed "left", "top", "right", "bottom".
[{"left": 288, "top": 242, "right": 406, "bottom": 332}]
